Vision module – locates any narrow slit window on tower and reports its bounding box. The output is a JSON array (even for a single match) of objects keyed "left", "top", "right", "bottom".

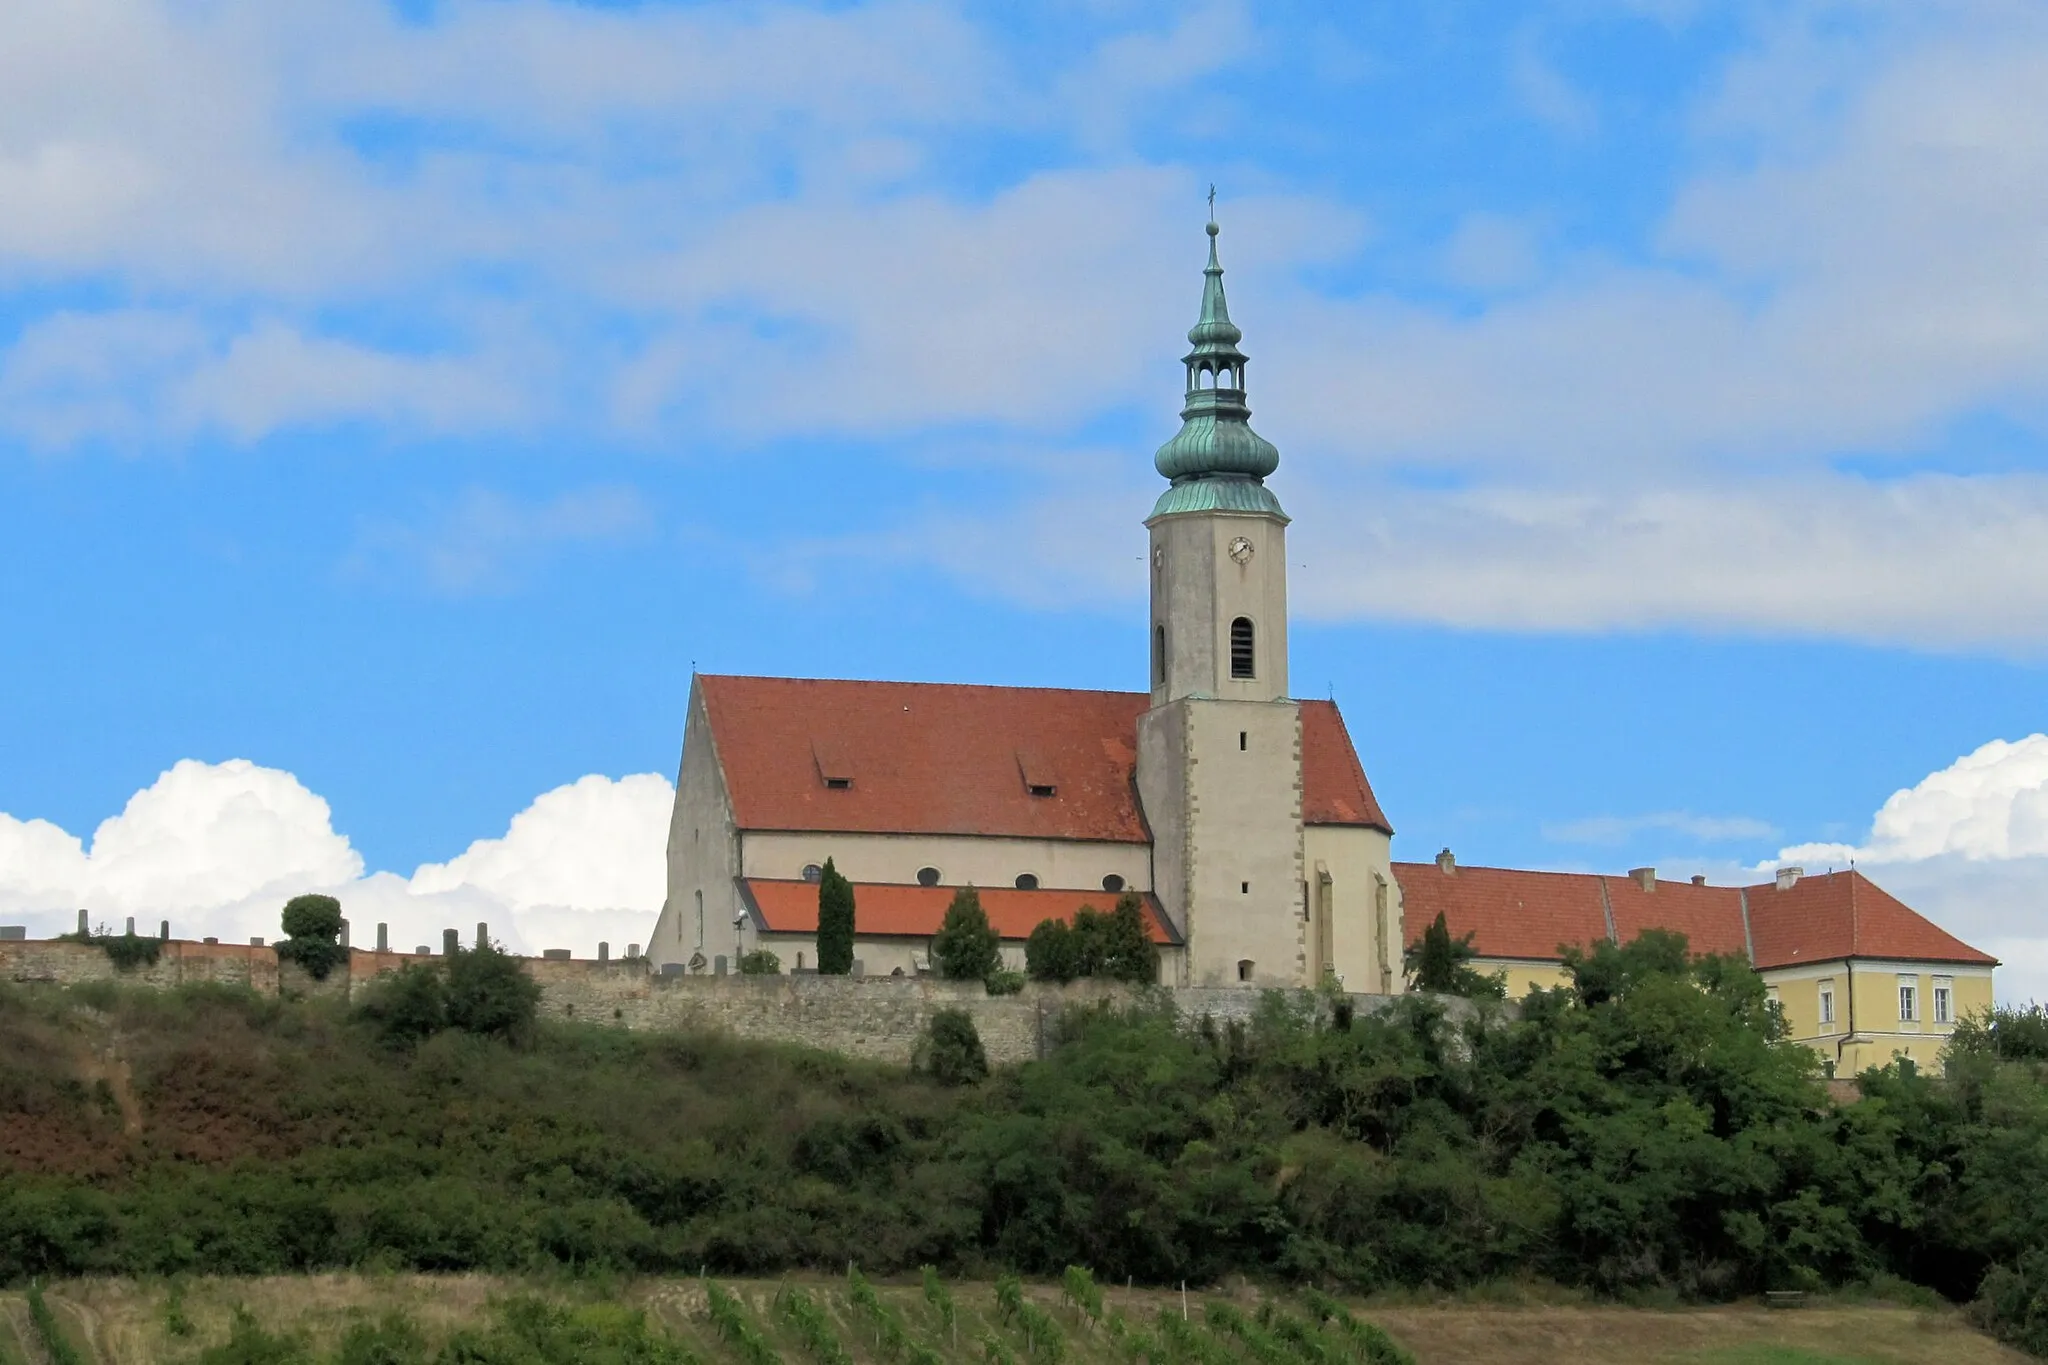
[
  {"left": 1153, "top": 624, "right": 1167, "bottom": 684},
  {"left": 1237, "top": 959, "right": 1254, "bottom": 983},
  {"left": 1230, "top": 617, "right": 1256, "bottom": 679},
  {"left": 1239, "top": 731, "right": 1247, "bottom": 751}
]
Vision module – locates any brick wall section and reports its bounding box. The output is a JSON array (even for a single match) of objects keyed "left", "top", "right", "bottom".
[{"left": 2, "top": 939, "right": 1449, "bottom": 1066}]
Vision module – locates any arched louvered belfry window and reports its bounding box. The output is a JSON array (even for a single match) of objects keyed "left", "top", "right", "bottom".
[{"left": 1229, "top": 617, "right": 1255, "bottom": 679}]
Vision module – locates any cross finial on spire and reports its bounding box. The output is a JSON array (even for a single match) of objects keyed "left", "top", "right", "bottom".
[{"left": 1207, "top": 183, "right": 1216, "bottom": 220}]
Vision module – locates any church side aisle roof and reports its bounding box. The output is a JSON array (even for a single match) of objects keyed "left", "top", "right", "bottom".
[{"left": 698, "top": 674, "right": 1391, "bottom": 840}]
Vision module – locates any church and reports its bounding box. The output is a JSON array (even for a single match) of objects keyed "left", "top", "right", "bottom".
[{"left": 648, "top": 220, "right": 1995, "bottom": 1066}]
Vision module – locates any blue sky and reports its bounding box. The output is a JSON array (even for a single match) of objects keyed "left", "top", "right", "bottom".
[{"left": 5, "top": 0, "right": 2048, "bottom": 989}]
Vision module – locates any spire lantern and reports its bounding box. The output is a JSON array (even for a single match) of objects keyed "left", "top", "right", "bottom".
[{"left": 1150, "top": 214, "right": 1285, "bottom": 520}]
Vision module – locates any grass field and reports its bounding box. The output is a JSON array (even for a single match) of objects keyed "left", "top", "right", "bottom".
[{"left": 0, "top": 1275, "right": 2029, "bottom": 1365}]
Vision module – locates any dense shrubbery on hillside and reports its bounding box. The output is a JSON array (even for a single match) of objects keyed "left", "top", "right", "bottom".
[{"left": 6, "top": 944, "right": 2048, "bottom": 1352}]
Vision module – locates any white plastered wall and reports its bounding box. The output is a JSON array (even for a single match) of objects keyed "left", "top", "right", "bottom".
[
  {"left": 738, "top": 831, "right": 1150, "bottom": 895},
  {"left": 1148, "top": 510, "right": 1290, "bottom": 704},
  {"left": 1305, "top": 823, "right": 1401, "bottom": 994},
  {"left": 1141, "top": 697, "right": 1304, "bottom": 988}
]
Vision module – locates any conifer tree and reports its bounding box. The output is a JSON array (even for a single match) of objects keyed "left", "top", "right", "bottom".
[
  {"left": 1404, "top": 910, "right": 1505, "bottom": 998},
  {"left": 931, "top": 886, "right": 1000, "bottom": 981},
  {"left": 816, "top": 858, "right": 856, "bottom": 975},
  {"left": 1101, "top": 891, "right": 1159, "bottom": 984},
  {"left": 1025, "top": 918, "right": 1077, "bottom": 982}
]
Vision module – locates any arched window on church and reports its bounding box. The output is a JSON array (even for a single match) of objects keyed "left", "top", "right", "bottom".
[
  {"left": 1230, "top": 617, "right": 1255, "bottom": 679},
  {"left": 1153, "top": 623, "right": 1167, "bottom": 685}
]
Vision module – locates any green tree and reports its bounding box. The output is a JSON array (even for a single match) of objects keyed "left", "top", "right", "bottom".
[
  {"left": 1403, "top": 911, "right": 1505, "bottom": 998},
  {"left": 816, "top": 858, "right": 856, "bottom": 975},
  {"left": 1025, "top": 918, "right": 1076, "bottom": 982},
  {"left": 739, "top": 949, "right": 782, "bottom": 975},
  {"left": 276, "top": 893, "right": 349, "bottom": 981},
  {"left": 919, "top": 1008, "right": 989, "bottom": 1085},
  {"left": 1559, "top": 927, "right": 1690, "bottom": 1007},
  {"left": 931, "top": 886, "right": 1001, "bottom": 981},
  {"left": 1101, "top": 892, "right": 1158, "bottom": 984},
  {"left": 444, "top": 941, "right": 542, "bottom": 1043}
]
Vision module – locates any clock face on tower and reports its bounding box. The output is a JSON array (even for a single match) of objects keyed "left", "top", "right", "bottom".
[{"left": 1228, "top": 535, "right": 1255, "bottom": 565}]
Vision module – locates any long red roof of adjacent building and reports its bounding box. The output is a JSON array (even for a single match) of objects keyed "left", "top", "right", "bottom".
[
  {"left": 739, "top": 879, "right": 1181, "bottom": 944},
  {"left": 698, "top": 675, "right": 1391, "bottom": 841},
  {"left": 1393, "top": 862, "right": 1994, "bottom": 969},
  {"left": 1746, "top": 869, "right": 1995, "bottom": 969}
]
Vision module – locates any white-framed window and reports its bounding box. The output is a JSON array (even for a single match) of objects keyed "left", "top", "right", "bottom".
[
  {"left": 1818, "top": 979, "right": 1836, "bottom": 1028},
  {"left": 1934, "top": 977, "right": 1954, "bottom": 1024},
  {"left": 1898, "top": 975, "right": 1919, "bottom": 1023}
]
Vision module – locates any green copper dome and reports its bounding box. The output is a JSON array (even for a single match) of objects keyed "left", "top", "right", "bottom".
[{"left": 1151, "top": 219, "right": 1285, "bottom": 520}]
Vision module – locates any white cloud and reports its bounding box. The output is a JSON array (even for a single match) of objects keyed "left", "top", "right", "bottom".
[
  {"left": 344, "top": 485, "right": 654, "bottom": 596},
  {"left": 0, "top": 759, "right": 671, "bottom": 958},
  {"left": 0, "top": 311, "right": 532, "bottom": 449},
  {"left": 0, "top": 759, "right": 360, "bottom": 919},
  {"left": 1771, "top": 734, "right": 2048, "bottom": 1004},
  {"left": 1543, "top": 811, "right": 1778, "bottom": 846},
  {"left": 411, "top": 772, "right": 671, "bottom": 915}
]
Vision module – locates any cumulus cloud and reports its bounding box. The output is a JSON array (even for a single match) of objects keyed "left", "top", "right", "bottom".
[
  {"left": 1770, "top": 734, "right": 2048, "bottom": 1004},
  {"left": 1781, "top": 734, "right": 2048, "bottom": 867},
  {"left": 0, "top": 759, "right": 670, "bottom": 957}
]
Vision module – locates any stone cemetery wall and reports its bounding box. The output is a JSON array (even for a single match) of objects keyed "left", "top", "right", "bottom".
[{"left": 0, "top": 938, "right": 1422, "bottom": 1066}]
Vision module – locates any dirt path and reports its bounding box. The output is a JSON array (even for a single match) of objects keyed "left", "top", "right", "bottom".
[{"left": 0, "top": 1295, "right": 55, "bottom": 1365}]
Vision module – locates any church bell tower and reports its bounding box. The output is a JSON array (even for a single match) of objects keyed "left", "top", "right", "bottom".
[{"left": 1135, "top": 216, "right": 1307, "bottom": 987}]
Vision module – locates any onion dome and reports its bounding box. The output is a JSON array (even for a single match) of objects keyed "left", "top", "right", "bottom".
[{"left": 1151, "top": 217, "right": 1286, "bottom": 520}]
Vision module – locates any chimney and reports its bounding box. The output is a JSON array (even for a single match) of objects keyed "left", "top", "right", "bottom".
[
  {"left": 159, "top": 920, "right": 170, "bottom": 940},
  {"left": 1776, "top": 865, "right": 1804, "bottom": 891},
  {"left": 376, "top": 922, "right": 389, "bottom": 953},
  {"left": 475, "top": 921, "right": 490, "bottom": 950},
  {"left": 1629, "top": 867, "right": 1656, "bottom": 892},
  {"left": 1691, "top": 874, "right": 1706, "bottom": 886},
  {"left": 1436, "top": 848, "right": 1456, "bottom": 875}
]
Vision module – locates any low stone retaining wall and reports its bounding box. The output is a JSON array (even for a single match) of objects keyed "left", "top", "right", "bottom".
[{"left": 1, "top": 938, "right": 1431, "bottom": 1066}]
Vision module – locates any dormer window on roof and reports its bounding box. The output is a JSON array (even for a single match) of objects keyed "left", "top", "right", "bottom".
[
  {"left": 813, "top": 738, "right": 853, "bottom": 790},
  {"left": 1017, "top": 748, "right": 1057, "bottom": 798}
]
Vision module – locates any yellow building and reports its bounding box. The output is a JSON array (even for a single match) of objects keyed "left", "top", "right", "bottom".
[{"left": 1397, "top": 853, "right": 1996, "bottom": 1074}]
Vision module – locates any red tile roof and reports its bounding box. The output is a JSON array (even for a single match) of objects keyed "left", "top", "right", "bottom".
[
  {"left": 698, "top": 675, "right": 1390, "bottom": 840},
  {"left": 1393, "top": 861, "right": 1996, "bottom": 970},
  {"left": 739, "top": 879, "right": 1181, "bottom": 944},
  {"left": 1604, "top": 875, "right": 1748, "bottom": 957},
  {"left": 1747, "top": 869, "right": 1996, "bottom": 968},
  {"left": 1393, "top": 863, "right": 1612, "bottom": 961}
]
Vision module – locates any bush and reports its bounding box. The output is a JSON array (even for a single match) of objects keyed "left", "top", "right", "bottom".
[
  {"left": 918, "top": 1008, "right": 988, "bottom": 1086},
  {"left": 444, "top": 941, "right": 542, "bottom": 1042},
  {"left": 1026, "top": 896, "right": 1155, "bottom": 985},
  {"left": 817, "top": 859, "right": 856, "bottom": 976},
  {"left": 985, "top": 969, "right": 1026, "bottom": 996},
  {"left": 276, "top": 894, "right": 348, "bottom": 981},
  {"left": 738, "top": 949, "right": 782, "bottom": 976},
  {"left": 60, "top": 925, "right": 162, "bottom": 970},
  {"left": 931, "top": 888, "right": 1001, "bottom": 981},
  {"left": 357, "top": 962, "right": 447, "bottom": 1047}
]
